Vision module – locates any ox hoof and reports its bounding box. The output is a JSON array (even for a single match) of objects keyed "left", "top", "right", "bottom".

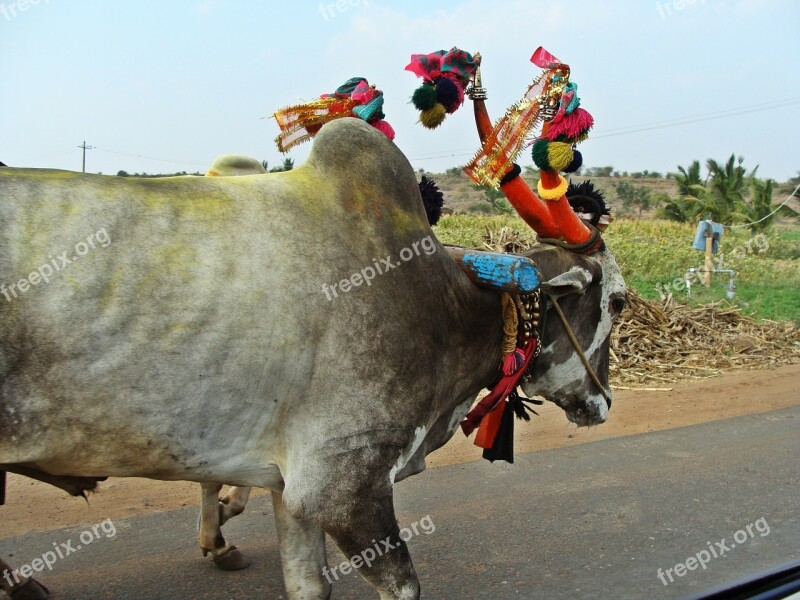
[
  {"left": 10, "top": 578, "right": 49, "bottom": 600},
  {"left": 213, "top": 547, "right": 250, "bottom": 571}
]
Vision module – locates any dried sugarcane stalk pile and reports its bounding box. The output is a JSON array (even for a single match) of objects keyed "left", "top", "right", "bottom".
[
  {"left": 610, "top": 290, "right": 800, "bottom": 385},
  {"left": 479, "top": 228, "right": 800, "bottom": 385}
]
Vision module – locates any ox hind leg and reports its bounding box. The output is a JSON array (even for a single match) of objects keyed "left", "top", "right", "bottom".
[
  {"left": 219, "top": 486, "right": 252, "bottom": 526},
  {"left": 282, "top": 458, "right": 420, "bottom": 600},
  {"left": 0, "top": 557, "right": 49, "bottom": 600},
  {"left": 198, "top": 483, "right": 250, "bottom": 571}
]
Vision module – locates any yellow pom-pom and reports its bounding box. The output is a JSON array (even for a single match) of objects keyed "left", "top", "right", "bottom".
[
  {"left": 419, "top": 103, "right": 447, "bottom": 129},
  {"left": 547, "top": 142, "right": 574, "bottom": 172},
  {"left": 537, "top": 175, "right": 569, "bottom": 201}
]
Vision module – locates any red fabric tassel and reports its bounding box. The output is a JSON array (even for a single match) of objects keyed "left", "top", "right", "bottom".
[
  {"left": 461, "top": 338, "right": 539, "bottom": 437},
  {"left": 474, "top": 400, "right": 506, "bottom": 449},
  {"left": 530, "top": 46, "right": 563, "bottom": 69}
]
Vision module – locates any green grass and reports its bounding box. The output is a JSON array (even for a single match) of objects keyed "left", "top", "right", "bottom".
[{"left": 434, "top": 215, "right": 800, "bottom": 324}]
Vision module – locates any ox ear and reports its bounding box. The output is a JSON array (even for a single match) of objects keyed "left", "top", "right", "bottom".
[{"left": 540, "top": 265, "right": 595, "bottom": 298}]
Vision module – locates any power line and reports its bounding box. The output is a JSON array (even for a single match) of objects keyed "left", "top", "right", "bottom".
[
  {"left": 729, "top": 184, "right": 800, "bottom": 229},
  {"left": 594, "top": 97, "right": 800, "bottom": 135},
  {"left": 93, "top": 146, "right": 209, "bottom": 168},
  {"left": 591, "top": 98, "right": 800, "bottom": 139},
  {"left": 407, "top": 96, "right": 800, "bottom": 161}
]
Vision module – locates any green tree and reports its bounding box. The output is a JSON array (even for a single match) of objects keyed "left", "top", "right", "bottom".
[
  {"left": 473, "top": 184, "right": 513, "bottom": 214},
  {"left": 700, "top": 154, "right": 748, "bottom": 223},
  {"left": 615, "top": 181, "right": 653, "bottom": 216}
]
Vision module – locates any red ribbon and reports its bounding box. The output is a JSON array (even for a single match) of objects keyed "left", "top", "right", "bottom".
[{"left": 460, "top": 337, "right": 539, "bottom": 442}]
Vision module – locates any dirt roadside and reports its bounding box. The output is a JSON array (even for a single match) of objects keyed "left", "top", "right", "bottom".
[{"left": 3, "top": 363, "right": 799, "bottom": 538}]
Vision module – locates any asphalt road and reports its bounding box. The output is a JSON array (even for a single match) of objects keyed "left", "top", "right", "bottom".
[{"left": 3, "top": 406, "right": 798, "bottom": 600}]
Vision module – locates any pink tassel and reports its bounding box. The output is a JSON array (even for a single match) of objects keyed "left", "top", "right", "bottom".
[
  {"left": 371, "top": 119, "right": 395, "bottom": 141},
  {"left": 502, "top": 348, "right": 525, "bottom": 376},
  {"left": 543, "top": 108, "right": 594, "bottom": 141}
]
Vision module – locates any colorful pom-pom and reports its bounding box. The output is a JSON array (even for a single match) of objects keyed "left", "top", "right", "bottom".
[
  {"left": 371, "top": 119, "right": 395, "bottom": 141},
  {"left": 412, "top": 83, "right": 437, "bottom": 111},
  {"left": 543, "top": 108, "right": 594, "bottom": 142},
  {"left": 546, "top": 142, "right": 574, "bottom": 172},
  {"left": 436, "top": 74, "right": 464, "bottom": 114},
  {"left": 564, "top": 150, "right": 582, "bottom": 173},
  {"left": 532, "top": 139, "right": 551, "bottom": 170},
  {"left": 419, "top": 103, "right": 447, "bottom": 129}
]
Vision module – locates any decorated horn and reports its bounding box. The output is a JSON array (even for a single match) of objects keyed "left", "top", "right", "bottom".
[
  {"left": 463, "top": 47, "right": 602, "bottom": 250},
  {"left": 468, "top": 60, "right": 560, "bottom": 239}
]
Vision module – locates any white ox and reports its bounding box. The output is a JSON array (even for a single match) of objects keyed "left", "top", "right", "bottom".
[{"left": 0, "top": 118, "right": 625, "bottom": 599}]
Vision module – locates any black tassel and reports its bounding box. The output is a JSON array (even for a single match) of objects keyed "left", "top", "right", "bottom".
[
  {"left": 565, "top": 180, "right": 610, "bottom": 227},
  {"left": 418, "top": 175, "right": 444, "bottom": 226},
  {"left": 482, "top": 389, "right": 543, "bottom": 464},
  {"left": 482, "top": 400, "right": 516, "bottom": 463},
  {"left": 510, "top": 389, "right": 543, "bottom": 422}
]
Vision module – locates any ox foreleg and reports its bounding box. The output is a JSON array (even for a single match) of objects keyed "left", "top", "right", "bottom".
[
  {"left": 219, "top": 486, "right": 252, "bottom": 526},
  {"left": 271, "top": 491, "right": 331, "bottom": 600},
  {"left": 283, "top": 457, "right": 420, "bottom": 600},
  {"left": 197, "top": 483, "right": 250, "bottom": 571},
  {"left": 0, "top": 557, "right": 49, "bottom": 600}
]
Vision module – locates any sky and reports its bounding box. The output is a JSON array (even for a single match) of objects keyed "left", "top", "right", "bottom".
[{"left": 1, "top": 0, "right": 798, "bottom": 181}]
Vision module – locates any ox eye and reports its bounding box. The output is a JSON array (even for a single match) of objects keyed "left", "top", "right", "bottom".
[{"left": 610, "top": 297, "right": 626, "bottom": 314}]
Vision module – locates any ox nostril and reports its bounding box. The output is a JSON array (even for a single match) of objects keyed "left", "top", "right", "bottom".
[{"left": 605, "top": 395, "right": 612, "bottom": 409}]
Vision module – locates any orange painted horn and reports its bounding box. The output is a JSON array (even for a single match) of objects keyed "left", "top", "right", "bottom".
[
  {"left": 472, "top": 98, "right": 560, "bottom": 239},
  {"left": 537, "top": 120, "right": 593, "bottom": 244}
]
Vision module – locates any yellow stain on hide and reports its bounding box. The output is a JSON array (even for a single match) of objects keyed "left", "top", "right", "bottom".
[
  {"left": 99, "top": 269, "right": 124, "bottom": 311},
  {"left": 139, "top": 244, "right": 199, "bottom": 292}
]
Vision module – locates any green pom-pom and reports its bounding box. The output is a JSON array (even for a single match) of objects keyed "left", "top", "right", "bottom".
[
  {"left": 412, "top": 84, "right": 437, "bottom": 111},
  {"left": 419, "top": 103, "right": 447, "bottom": 129},
  {"left": 532, "top": 139, "right": 551, "bottom": 170},
  {"left": 547, "top": 142, "right": 574, "bottom": 172}
]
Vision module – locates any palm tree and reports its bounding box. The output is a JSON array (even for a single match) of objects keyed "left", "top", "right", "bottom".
[
  {"left": 674, "top": 160, "right": 702, "bottom": 197},
  {"left": 742, "top": 177, "right": 775, "bottom": 232},
  {"left": 700, "top": 155, "right": 748, "bottom": 224},
  {"left": 660, "top": 160, "right": 704, "bottom": 222}
]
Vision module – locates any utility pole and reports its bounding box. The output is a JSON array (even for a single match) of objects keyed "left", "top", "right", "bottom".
[{"left": 78, "top": 141, "right": 94, "bottom": 173}]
